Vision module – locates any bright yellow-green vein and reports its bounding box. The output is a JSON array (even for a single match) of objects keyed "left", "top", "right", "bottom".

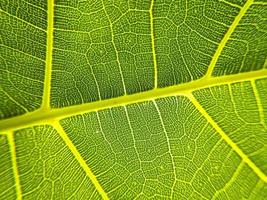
[
  {"left": 42, "top": 0, "right": 54, "bottom": 110},
  {"left": 52, "top": 121, "right": 109, "bottom": 200},
  {"left": 187, "top": 93, "right": 267, "bottom": 183},
  {"left": 8, "top": 132, "right": 22, "bottom": 200},
  {"left": 150, "top": 0, "right": 158, "bottom": 89},
  {"left": 0, "top": 70, "right": 266, "bottom": 132},
  {"left": 204, "top": 0, "right": 253, "bottom": 78}
]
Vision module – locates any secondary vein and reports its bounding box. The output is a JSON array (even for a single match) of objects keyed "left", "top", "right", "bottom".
[
  {"left": 42, "top": 0, "right": 54, "bottom": 110},
  {"left": 150, "top": 0, "right": 158, "bottom": 89},
  {"left": 251, "top": 80, "right": 267, "bottom": 129},
  {"left": 52, "top": 121, "right": 109, "bottom": 200},
  {"left": 204, "top": 0, "right": 253, "bottom": 78},
  {"left": 8, "top": 132, "right": 22, "bottom": 200},
  {"left": 187, "top": 93, "right": 267, "bottom": 182}
]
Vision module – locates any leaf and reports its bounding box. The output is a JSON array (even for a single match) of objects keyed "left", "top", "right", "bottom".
[{"left": 0, "top": 0, "right": 267, "bottom": 199}]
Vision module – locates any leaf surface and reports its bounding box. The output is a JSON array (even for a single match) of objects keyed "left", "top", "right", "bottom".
[{"left": 0, "top": 0, "right": 267, "bottom": 199}]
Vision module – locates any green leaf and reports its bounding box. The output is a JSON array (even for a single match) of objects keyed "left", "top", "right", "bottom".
[{"left": 0, "top": 0, "right": 267, "bottom": 199}]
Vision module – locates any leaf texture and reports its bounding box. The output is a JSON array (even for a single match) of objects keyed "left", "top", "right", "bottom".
[{"left": 0, "top": 0, "right": 267, "bottom": 199}]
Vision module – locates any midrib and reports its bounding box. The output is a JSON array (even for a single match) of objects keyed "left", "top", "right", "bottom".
[{"left": 0, "top": 70, "right": 266, "bottom": 132}]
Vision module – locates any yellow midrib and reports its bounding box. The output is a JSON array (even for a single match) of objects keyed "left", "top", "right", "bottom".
[
  {"left": 204, "top": 0, "right": 253, "bottom": 78},
  {"left": 1, "top": 0, "right": 267, "bottom": 198},
  {"left": 0, "top": 70, "right": 266, "bottom": 132},
  {"left": 187, "top": 94, "right": 267, "bottom": 183}
]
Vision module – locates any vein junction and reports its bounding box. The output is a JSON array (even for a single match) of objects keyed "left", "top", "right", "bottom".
[
  {"left": 1, "top": 0, "right": 267, "bottom": 198},
  {"left": 0, "top": 70, "right": 266, "bottom": 132}
]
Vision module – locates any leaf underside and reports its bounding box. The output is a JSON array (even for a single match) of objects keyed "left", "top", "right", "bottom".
[{"left": 0, "top": 0, "right": 267, "bottom": 199}]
